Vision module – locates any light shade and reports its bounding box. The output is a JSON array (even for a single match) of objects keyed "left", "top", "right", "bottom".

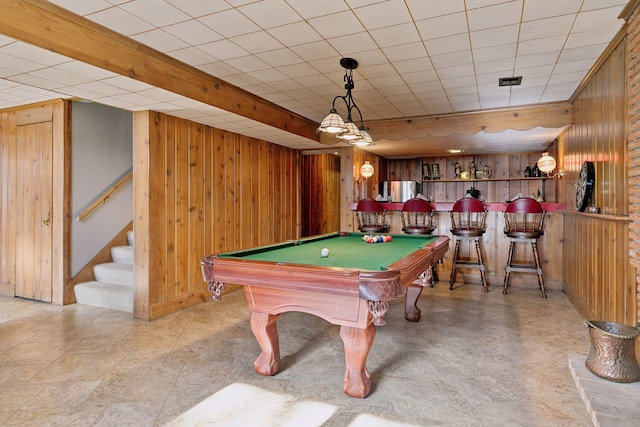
[
  {"left": 538, "top": 152, "right": 557, "bottom": 173},
  {"left": 360, "top": 161, "right": 374, "bottom": 179},
  {"left": 317, "top": 109, "right": 346, "bottom": 133},
  {"left": 335, "top": 121, "right": 361, "bottom": 141}
]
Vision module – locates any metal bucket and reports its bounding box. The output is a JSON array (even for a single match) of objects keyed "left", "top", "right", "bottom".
[{"left": 584, "top": 320, "right": 640, "bottom": 383}]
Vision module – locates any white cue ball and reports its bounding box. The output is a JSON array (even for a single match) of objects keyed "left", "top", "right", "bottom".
[{"left": 320, "top": 248, "right": 330, "bottom": 258}]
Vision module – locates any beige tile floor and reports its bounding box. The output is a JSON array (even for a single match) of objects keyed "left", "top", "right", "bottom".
[{"left": 0, "top": 281, "right": 619, "bottom": 426}]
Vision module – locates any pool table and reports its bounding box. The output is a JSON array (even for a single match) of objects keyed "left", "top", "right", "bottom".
[{"left": 201, "top": 231, "right": 449, "bottom": 398}]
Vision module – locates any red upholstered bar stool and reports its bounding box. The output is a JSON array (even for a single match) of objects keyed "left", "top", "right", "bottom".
[
  {"left": 401, "top": 198, "right": 436, "bottom": 235},
  {"left": 401, "top": 197, "right": 439, "bottom": 283},
  {"left": 503, "top": 197, "right": 547, "bottom": 298},
  {"left": 354, "top": 198, "right": 389, "bottom": 233},
  {"left": 449, "top": 197, "right": 488, "bottom": 292}
]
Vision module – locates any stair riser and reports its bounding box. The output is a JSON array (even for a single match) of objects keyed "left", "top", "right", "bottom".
[{"left": 94, "top": 264, "right": 133, "bottom": 286}]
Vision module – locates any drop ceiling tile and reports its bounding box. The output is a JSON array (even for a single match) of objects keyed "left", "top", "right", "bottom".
[
  {"left": 470, "top": 25, "right": 519, "bottom": 49},
  {"left": 87, "top": 8, "right": 155, "bottom": 36},
  {"left": 392, "top": 58, "right": 434, "bottom": 74},
  {"left": 239, "top": 0, "right": 301, "bottom": 29},
  {"left": 522, "top": 0, "right": 582, "bottom": 21},
  {"left": 473, "top": 43, "right": 516, "bottom": 62},
  {"left": 416, "top": 12, "right": 468, "bottom": 40},
  {"left": 403, "top": 70, "right": 440, "bottom": 84},
  {"left": 425, "top": 34, "right": 471, "bottom": 56},
  {"left": 296, "top": 74, "right": 334, "bottom": 89},
  {"left": 267, "top": 22, "right": 323, "bottom": 47},
  {"left": 553, "top": 58, "right": 595, "bottom": 74},
  {"left": 132, "top": 29, "right": 190, "bottom": 52},
  {"left": 518, "top": 35, "right": 566, "bottom": 56},
  {"left": 514, "top": 64, "right": 554, "bottom": 79},
  {"left": 440, "top": 75, "right": 477, "bottom": 89},
  {"left": 245, "top": 68, "right": 289, "bottom": 83},
  {"left": 406, "top": 0, "right": 465, "bottom": 20},
  {"left": 309, "top": 11, "right": 365, "bottom": 38},
  {"left": 164, "top": 20, "right": 223, "bottom": 45},
  {"left": 377, "top": 84, "right": 412, "bottom": 97},
  {"left": 31, "top": 67, "right": 94, "bottom": 86},
  {"left": 365, "top": 75, "right": 406, "bottom": 89},
  {"left": 369, "top": 23, "right": 421, "bottom": 49},
  {"left": 138, "top": 87, "right": 184, "bottom": 102},
  {"left": 381, "top": 42, "right": 427, "bottom": 62},
  {"left": 447, "top": 84, "right": 480, "bottom": 96},
  {"left": 7, "top": 73, "right": 65, "bottom": 90},
  {"left": 290, "top": 41, "right": 339, "bottom": 62},
  {"left": 71, "top": 81, "right": 129, "bottom": 96},
  {"left": 99, "top": 76, "right": 156, "bottom": 92},
  {"left": 451, "top": 100, "right": 480, "bottom": 110},
  {"left": 582, "top": 0, "right": 628, "bottom": 11},
  {"left": 0, "top": 42, "right": 70, "bottom": 67},
  {"left": 548, "top": 71, "right": 586, "bottom": 85},
  {"left": 475, "top": 57, "right": 514, "bottom": 75},
  {"left": 231, "top": 32, "right": 285, "bottom": 54},
  {"left": 286, "top": 0, "right": 348, "bottom": 18},
  {"left": 198, "top": 9, "right": 261, "bottom": 38},
  {"left": 565, "top": 27, "right": 622, "bottom": 49},
  {"left": 520, "top": 15, "right": 576, "bottom": 42},
  {"left": 344, "top": 49, "right": 389, "bottom": 67},
  {"left": 328, "top": 33, "right": 378, "bottom": 55},
  {"left": 355, "top": 0, "right": 412, "bottom": 30},
  {"left": 559, "top": 44, "right": 607, "bottom": 62},
  {"left": 121, "top": 0, "right": 191, "bottom": 26},
  {"left": 574, "top": 7, "right": 624, "bottom": 32},
  {"left": 255, "top": 49, "right": 304, "bottom": 68},
  {"left": 439, "top": 63, "right": 476, "bottom": 80},
  {"left": 409, "top": 81, "right": 445, "bottom": 93},
  {"left": 431, "top": 50, "right": 473, "bottom": 69},
  {"left": 198, "top": 40, "right": 249, "bottom": 61},
  {"left": 166, "top": 0, "right": 231, "bottom": 17},
  {"left": 515, "top": 51, "right": 560, "bottom": 68},
  {"left": 225, "top": 55, "right": 271, "bottom": 73},
  {"left": 467, "top": 1, "right": 523, "bottom": 32}
]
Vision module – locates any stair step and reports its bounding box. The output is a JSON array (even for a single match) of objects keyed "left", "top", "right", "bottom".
[
  {"left": 93, "top": 262, "right": 133, "bottom": 286},
  {"left": 74, "top": 281, "right": 133, "bottom": 313},
  {"left": 111, "top": 246, "right": 133, "bottom": 265},
  {"left": 127, "top": 230, "right": 134, "bottom": 246}
]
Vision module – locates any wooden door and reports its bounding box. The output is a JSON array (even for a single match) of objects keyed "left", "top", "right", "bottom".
[
  {"left": 14, "top": 121, "right": 53, "bottom": 302},
  {"left": 302, "top": 153, "right": 341, "bottom": 236}
]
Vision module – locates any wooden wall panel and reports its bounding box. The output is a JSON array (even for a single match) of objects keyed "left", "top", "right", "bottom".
[
  {"left": 135, "top": 111, "right": 300, "bottom": 320},
  {"left": 558, "top": 33, "right": 636, "bottom": 325},
  {"left": 302, "top": 153, "right": 341, "bottom": 236}
]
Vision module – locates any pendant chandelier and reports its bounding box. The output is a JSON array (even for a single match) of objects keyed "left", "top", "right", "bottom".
[{"left": 317, "top": 58, "right": 374, "bottom": 147}]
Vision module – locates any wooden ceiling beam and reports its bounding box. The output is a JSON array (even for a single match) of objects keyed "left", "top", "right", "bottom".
[{"left": 0, "top": 0, "right": 320, "bottom": 142}]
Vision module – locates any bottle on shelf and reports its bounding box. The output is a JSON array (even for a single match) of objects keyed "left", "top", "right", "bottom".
[{"left": 524, "top": 164, "right": 531, "bottom": 177}]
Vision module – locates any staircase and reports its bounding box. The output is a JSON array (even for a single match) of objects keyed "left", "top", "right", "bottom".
[{"left": 74, "top": 230, "right": 134, "bottom": 313}]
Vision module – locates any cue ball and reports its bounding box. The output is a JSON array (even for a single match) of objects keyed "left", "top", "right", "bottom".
[{"left": 320, "top": 248, "right": 330, "bottom": 257}]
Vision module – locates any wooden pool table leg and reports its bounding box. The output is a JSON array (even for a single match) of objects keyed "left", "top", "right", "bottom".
[
  {"left": 404, "top": 284, "right": 423, "bottom": 322},
  {"left": 249, "top": 312, "right": 281, "bottom": 376},
  {"left": 340, "top": 323, "right": 375, "bottom": 398}
]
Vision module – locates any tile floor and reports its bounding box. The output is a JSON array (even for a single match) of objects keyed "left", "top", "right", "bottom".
[{"left": 0, "top": 282, "right": 629, "bottom": 426}]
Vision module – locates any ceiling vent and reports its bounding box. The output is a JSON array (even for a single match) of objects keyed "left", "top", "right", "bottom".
[{"left": 499, "top": 76, "right": 522, "bottom": 86}]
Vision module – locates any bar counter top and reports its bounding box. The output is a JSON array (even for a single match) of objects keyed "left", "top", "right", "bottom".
[{"left": 349, "top": 201, "right": 566, "bottom": 212}]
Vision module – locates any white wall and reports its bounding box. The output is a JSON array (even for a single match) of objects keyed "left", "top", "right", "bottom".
[{"left": 71, "top": 101, "right": 133, "bottom": 276}]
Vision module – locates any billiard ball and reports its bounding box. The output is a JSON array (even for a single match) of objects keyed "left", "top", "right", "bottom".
[{"left": 320, "top": 248, "right": 330, "bottom": 257}]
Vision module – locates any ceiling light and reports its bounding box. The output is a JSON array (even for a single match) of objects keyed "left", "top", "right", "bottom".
[
  {"left": 317, "top": 58, "right": 374, "bottom": 147},
  {"left": 447, "top": 149, "right": 463, "bottom": 154}
]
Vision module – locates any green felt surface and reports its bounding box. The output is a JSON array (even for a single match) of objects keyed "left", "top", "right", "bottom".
[{"left": 220, "top": 233, "right": 438, "bottom": 271}]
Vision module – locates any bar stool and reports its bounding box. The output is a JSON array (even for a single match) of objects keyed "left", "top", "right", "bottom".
[
  {"left": 354, "top": 198, "right": 389, "bottom": 233},
  {"left": 503, "top": 197, "right": 547, "bottom": 297},
  {"left": 401, "top": 198, "right": 439, "bottom": 283},
  {"left": 449, "top": 197, "right": 488, "bottom": 292},
  {"left": 401, "top": 198, "right": 436, "bottom": 235}
]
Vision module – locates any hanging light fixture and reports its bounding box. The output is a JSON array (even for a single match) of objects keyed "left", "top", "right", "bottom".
[{"left": 317, "top": 58, "right": 373, "bottom": 146}]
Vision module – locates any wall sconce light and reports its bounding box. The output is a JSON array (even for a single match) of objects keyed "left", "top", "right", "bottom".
[
  {"left": 360, "top": 161, "right": 374, "bottom": 182},
  {"left": 317, "top": 58, "right": 374, "bottom": 147},
  {"left": 537, "top": 152, "right": 563, "bottom": 178}
]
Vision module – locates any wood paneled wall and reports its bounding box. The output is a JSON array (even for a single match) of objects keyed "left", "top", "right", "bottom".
[
  {"left": 302, "top": 153, "right": 341, "bottom": 236},
  {"left": 558, "top": 30, "right": 636, "bottom": 325},
  {"left": 134, "top": 111, "right": 300, "bottom": 320}
]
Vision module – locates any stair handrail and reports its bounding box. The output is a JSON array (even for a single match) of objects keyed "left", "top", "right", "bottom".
[{"left": 75, "top": 167, "right": 133, "bottom": 222}]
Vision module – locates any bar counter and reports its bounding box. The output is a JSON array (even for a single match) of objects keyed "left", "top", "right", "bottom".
[{"left": 349, "top": 200, "right": 567, "bottom": 291}]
